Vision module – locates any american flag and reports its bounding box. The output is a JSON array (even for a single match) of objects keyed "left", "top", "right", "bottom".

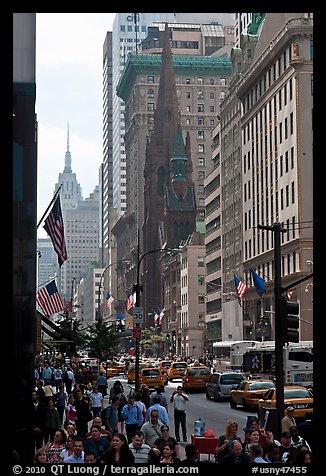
[
  {"left": 234, "top": 274, "right": 247, "bottom": 304},
  {"left": 43, "top": 195, "right": 67, "bottom": 267},
  {"left": 36, "top": 280, "right": 64, "bottom": 318},
  {"left": 127, "top": 291, "right": 133, "bottom": 311},
  {"left": 158, "top": 308, "right": 165, "bottom": 326},
  {"left": 104, "top": 292, "right": 115, "bottom": 310},
  {"left": 153, "top": 308, "right": 160, "bottom": 326}
]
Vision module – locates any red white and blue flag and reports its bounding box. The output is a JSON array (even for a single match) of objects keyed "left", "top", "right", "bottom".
[
  {"left": 127, "top": 291, "right": 134, "bottom": 311},
  {"left": 159, "top": 308, "right": 165, "bottom": 326},
  {"left": 234, "top": 274, "right": 247, "bottom": 305},
  {"left": 36, "top": 280, "right": 64, "bottom": 317},
  {"left": 104, "top": 292, "right": 115, "bottom": 310},
  {"left": 43, "top": 195, "right": 68, "bottom": 267}
]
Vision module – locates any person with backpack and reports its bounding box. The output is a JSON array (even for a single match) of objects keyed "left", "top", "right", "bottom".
[
  {"left": 111, "top": 382, "right": 127, "bottom": 433},
  {"left": 104, "top": 396, "right": 120, "bottom": 436}
]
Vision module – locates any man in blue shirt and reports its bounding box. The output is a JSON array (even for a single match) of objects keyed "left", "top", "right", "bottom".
[
  {"left": 146, "top": 395, "right": 169, "bottom": 426},
  {"left": 64, "top": 437, "right": 85, "bottom": 463},
  {"left": 121, "top": 395, "right": 143, "bottom": 443}
]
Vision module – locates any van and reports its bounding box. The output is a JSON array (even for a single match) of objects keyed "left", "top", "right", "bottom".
[
  {"left": 206, "top": 371, "right": 245, "bottom": 401},
  {"left": 182, "top": 365, "right": 211, "bottom": 391},
  {"left": 167, "top": 362, "right": 188, "bottom": 381},
  {"left": 140, "top": 367, "right": 165, "bottom": 391}
]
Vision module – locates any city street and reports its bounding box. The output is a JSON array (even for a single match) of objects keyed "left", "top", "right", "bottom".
[{"left": 108, "top": 375, "right": 257, "bottom": 460}]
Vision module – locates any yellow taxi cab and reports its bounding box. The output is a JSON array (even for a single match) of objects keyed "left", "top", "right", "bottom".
[
  {"left": 182, "top": 365, "right": 211, "bottom": 391},
  {"left": 260, "top": 385, "right": 313, "bottom": 420},
  {"left": 140, "top": 367, "right": 165, "bottom": 391},
  {"left": 106, "top": 367, "right": 119, "bottom": 378},
  {"left": 229, "top": 379, "right": 275, "bottom": 410},
  {"left": 112, "top": 362, "right": 126, "bottom": 375},
  {"left": 167, "top": 361, "right": 188, "bottom": 381},
  {"left": 158, "top": 360, "right": 174, "bottom": 376},
  {"left": 127, "top": 362, "right": 148, "bottom": 383}
]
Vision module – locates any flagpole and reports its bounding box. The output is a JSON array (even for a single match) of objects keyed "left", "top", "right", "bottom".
[{"left": 37, "top": 184, "right": 62, "bottom": 229}]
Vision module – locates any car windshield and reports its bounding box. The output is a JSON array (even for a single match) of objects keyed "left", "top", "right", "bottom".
[
  {"left": 143, "top": 369, "right": 159, "bottom": 376},
  {"left": 162, "top": 362, "right": 172, "bottom": 368},
  {"left": 173, "top": 363, "right": 187, "bottom": 370},
  {"left": 220, "top": 374, "right": 244, "bottom": 385},
  {"left": 249, "top": 382, "right": 275, "bottom": 390},
  {"left": 284, "top": 389, "right": 312, "bottom": 398},
  {"left": 188, "top": 369, "right": 210, "bottom": 376}
]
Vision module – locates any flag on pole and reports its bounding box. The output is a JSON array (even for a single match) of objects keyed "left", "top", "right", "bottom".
[
  {"left": 104, "top": 292, "right": 115, "bottom": 310},
  {"left": 36, "top": 280, "right": 64, "bottom": 318},
  {"left": 127, "top": 291, "right": 133, "bottom": 311},
  {"left": 153, "top": 308, "right": 160, "bottom": 326},
  {"left": 287, "top": 291, "right": 293, "bottom": 300},
  {"left": 234, "top": 274, "right": 247, "bottom": 304},
  {"left": 43, "top": 195, "right": 68, "bottom": 267},
  {"left": 250, "top": 268, "right": 266, "bottom": 297},
  {"left": 158, "top": 308, "right": 165, "bottom": 326}
]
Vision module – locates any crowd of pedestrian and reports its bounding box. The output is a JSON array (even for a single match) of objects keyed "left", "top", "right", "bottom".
[{"left": 25, "top": 355, "right": 314, "bottom": 465}]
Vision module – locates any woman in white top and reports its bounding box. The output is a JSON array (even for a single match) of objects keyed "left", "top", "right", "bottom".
[{"left": 89, "top": 386, "right": 104, "bottom": 418}]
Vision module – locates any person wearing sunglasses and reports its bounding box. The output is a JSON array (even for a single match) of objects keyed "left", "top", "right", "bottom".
[{"left": 153, "top": 425, "right": 180, "bottom": 460}]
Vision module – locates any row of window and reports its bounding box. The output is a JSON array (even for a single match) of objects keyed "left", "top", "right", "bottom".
[
  {"left": 146, "top": 76, "right": 226, "bottom": 86},
  {"left": 244, "top": 249, "right": 298, "bottom": 283},
  {"left": 244, "top": 185, "right": 295, "bottom": 231},
  {"left": 244, "top": 147, "right": 295, "bottom": 191},
  {"left": 242, "top": 46, "right": 295, "bottom": 114},
  {"left": 244, "top": 216, "right": 297, "bottom": 259}
]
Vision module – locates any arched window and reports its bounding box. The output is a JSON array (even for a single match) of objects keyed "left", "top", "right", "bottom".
[
  {"left": 180, "top": 222, "right": 184, "bottom": 240},
  {"left": 157, "top": 166, "right": 166, "bottom": 196},
  {"left": 185, "top": 222, "right": 190, "bottom": 238},
  {"left": 174, "top": 222, "right": 178, "bottom": 241}
]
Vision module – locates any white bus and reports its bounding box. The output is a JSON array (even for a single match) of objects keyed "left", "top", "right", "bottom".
[
  {"left": 212, "top": 341, "right": 234, "bottom": 371},
  {"left": 229, "top": 340, "right": 260, "bottom": 370},
  {"left": 242, "top": 341, "right": 313, "bottom": 387}
]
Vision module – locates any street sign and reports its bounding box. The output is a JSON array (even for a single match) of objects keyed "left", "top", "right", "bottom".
[
  {"left": 133, "top": 307, "right": 144, "bottom": 324},
  {"left": 133, "top": 327, "right": 141, "bottom": 339}
]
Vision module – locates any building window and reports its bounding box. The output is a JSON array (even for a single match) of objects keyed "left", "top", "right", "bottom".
[
  {"left": 197, "top": 77, "right": 204, "bottom": 85},
  {"left": 198, "top": 104, "right": 204, "bottom": 112},
  {"left": 147, "top": 75, "right": 154, "bottom": 83}
]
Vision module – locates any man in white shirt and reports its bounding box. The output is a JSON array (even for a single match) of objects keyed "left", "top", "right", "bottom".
[{"left": 170, "top": 386, "right": 189, "bottom": 442}]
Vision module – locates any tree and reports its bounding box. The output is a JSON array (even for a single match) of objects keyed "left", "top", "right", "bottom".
[{"left": 85, "top": 320, "right": 120, "bottom": 362}]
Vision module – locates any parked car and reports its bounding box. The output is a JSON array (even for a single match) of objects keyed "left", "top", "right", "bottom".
[
  {"left": 229, "top": 379, "right": 275, "bottom": 410},
  {"left": 167, "top": 362, "right": 188, "bottom": 381},
  {"left": 140, "top": 367, "right": 165, "bottom": 391},
  {"left": 206, "top": 371, "right": 245, "bottom": 401},
  {"left": 182, "top": 365, "right": 211, "bottom": 392},
  {"left": 260, "top": 385, "right": 313, "bottom": 420}
]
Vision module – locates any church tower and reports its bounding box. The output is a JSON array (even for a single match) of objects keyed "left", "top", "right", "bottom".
[{"left": 142, "top": 23, "right": 196, "bottom": 320}]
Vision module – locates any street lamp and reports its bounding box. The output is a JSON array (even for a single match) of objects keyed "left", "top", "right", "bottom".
[
  {"left": 134, "top": 247, "right": 182, "bottom": 391},
  {"left": 97, "top": 261, "right": 130, "bottom": 322}
]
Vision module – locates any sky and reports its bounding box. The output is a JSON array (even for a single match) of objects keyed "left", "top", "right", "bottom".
[{"left": 36, "top": 13, "right": 116, "bottom": 238}]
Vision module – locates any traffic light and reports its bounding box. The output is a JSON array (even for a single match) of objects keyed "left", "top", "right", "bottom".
[
  {"left": 281, "top": 298, "right": 299, "bottom": 343},
  {"left": 115, "top": 322, "right": 125, "bottom": 332}
]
